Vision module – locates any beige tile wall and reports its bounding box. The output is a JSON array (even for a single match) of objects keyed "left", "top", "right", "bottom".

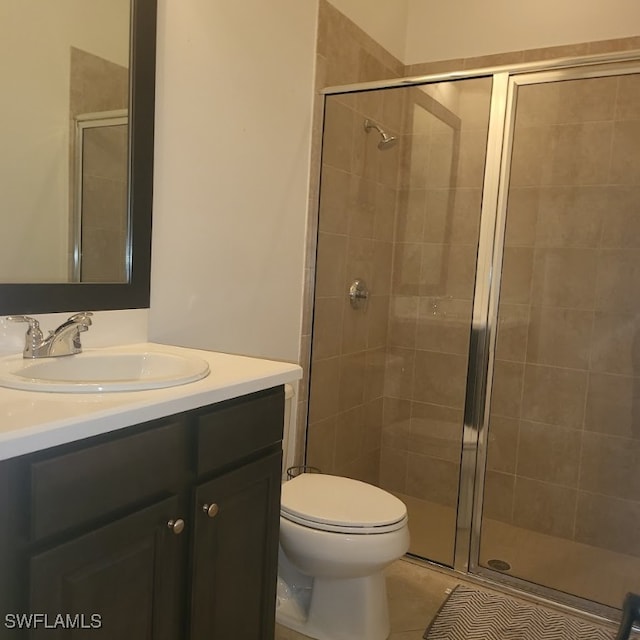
[
  {"left": 304, "top": 1, "right": 405, "bottom": 484},
  {"left": 484, "top": 72, "right": 640, "bottom": 558}
]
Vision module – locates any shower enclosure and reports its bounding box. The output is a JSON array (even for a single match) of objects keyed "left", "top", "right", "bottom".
[{"left": 306, "top": 51, "right": 640, "bottom": 618}]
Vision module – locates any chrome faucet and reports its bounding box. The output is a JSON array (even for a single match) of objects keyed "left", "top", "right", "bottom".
[{"left": 8, "top": 312, "right": 93, "bottom": 358}]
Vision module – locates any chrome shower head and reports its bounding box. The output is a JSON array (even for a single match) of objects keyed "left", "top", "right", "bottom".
[{"left": 364, "top": 118, "right": 398, "bottom": 150}]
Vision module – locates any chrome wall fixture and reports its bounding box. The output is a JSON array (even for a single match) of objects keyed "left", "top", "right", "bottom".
[{"left": 363, "top": 119, "right": 398, "bottom": 150}]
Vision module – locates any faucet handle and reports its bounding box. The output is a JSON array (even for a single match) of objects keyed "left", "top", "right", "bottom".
[{"left": 7, "top": 315, "right": 42, "bottom": 333}]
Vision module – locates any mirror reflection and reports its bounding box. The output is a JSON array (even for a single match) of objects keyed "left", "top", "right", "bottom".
[{"left": 0, "top": 0, "right": 131, "bottom": 284}]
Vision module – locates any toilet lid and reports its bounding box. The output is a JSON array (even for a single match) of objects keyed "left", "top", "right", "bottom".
[{"left": 280, "top": 474, "right": 407, "bottom": 533}]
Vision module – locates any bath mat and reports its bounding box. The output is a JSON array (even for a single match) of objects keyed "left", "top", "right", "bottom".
[{"left": 423, "top": 585, "right": 634, "bottom": 640}]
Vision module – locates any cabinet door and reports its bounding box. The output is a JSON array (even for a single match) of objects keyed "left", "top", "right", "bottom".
[
  {"left": 29, "top": 496, "right": 187, "bottom": 640},
  {"left": 190, "top": 451, "right": 282, "bottom": 640}
]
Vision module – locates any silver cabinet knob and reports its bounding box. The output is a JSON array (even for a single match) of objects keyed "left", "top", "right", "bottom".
[
  {"left": 203, "top": 503, "right": 219, "bottom": 518},
  {"left": 167, "top": 518, "right": 185, "bottom": 534}
]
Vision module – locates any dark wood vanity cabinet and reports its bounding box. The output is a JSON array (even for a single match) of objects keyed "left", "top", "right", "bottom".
[{"left": 0, "top": 385, "right": 284, "bottom": 640}]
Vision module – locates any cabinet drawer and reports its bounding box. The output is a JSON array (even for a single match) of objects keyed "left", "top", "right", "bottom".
[
  {"left": 30, "top": 420, "right": 188, "bottom": 541},
  {"left": 197, "top": 386, "right": 284, "bottom": 476}
]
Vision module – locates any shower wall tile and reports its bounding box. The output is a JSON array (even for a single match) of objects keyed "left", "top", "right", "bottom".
[
  {"left": 512, "top": 477, "right": 576, "bottom": 539},
  {"left": 379, "top": 447, "right": 408, "bottom": 494},
  {"left": 616, "top": 74, "right": 640, "bottom": 121},
  {"left": 509, "top": 126, "right": 554, "bottom": 186},
  {"left": 547, "top": 122, "right": 613, "bottom": 185},
  {"left": 494, "top": 303, "right": 529, "bottom": 362},
  {"left": 579, "top": 432, "right": 640, "bottom": 502},
  {"left": 522, "top": 42, "right": 590, "bottom": 62},
  {"left": 338, "top": 352, "right": 367, "bottom": 411},
  {"left": 381, "top": 418, "right": 410, "bottom": 451},
  {"left": 314, "top": 232, "right": 347, "bottom": 297},
  {"left": 322, "top": 100, "right": 355, "bottom": 172},
  {"left": 530, "top": 248, "right": 597, "bottom": 309},
  {"left": 415, "top": 298, "right": 472, "bottom": 355},
  {"left": 397, "top": 190, "right": 427, "bottom": 240},
  {"left": 312, "top": 296, "right": 343, "bottom": 359},
  {"left": 383, "top": 396, "right": 412, "bottom": 428},
  {"left": 520, "top": 363, "right": 588, "bottom": 428},
  {"left": 556, "top": 76, "right": 617, "bottom": 124},
  {"left": 500, "top": 247, "right": 534, "bottom": 304},
  {"left": 610, "top": 120, "right": 640, "bottom": 184},
  {"left": 306, "top": 416, "right": 337, "bottom": 473},
  {"left": 406, "top": 452, "right": 459, "bottom": 506},
  {"left": 364, "top": 348, "right": 387, "bottom": 401},
  {"left": 408, "top": 402, "right": 463, "bottom": 462},
  {"left": 525, "top": 306, "right": 592, "bottom": 369},
  {"left": 590, "top": 312, "right": 640, "bottom": 375},
  {"left": 371, "top": 240, "right": 394, "bottom": 294},
  {"left": 455, "top": 130, "right": 490, "bottom": 188},
  {"left": 595, "top": 249, "right": 640, "bottom": 313},
  {"left": 388, "top": 296, "right": 418, "bottom": 348},
  {"left": 336, "top": 448, "right": 380, "bottom": 487},
  {"left": 318, "top": 165, "right": 351, "bottom": 234},
  {"left": 308, "top": 356, "right": 341, "bottom": 423},
  {"left": 490, "top": 360, "right": 524, "bottom": 419},
  {"left": 367, "top": 296, "right": 391, "bottom": 348},
  {"left": 599, "top": 187, "right": 640, "bottom": 248},
  {"left": 384, "top": 347, "right": 416, "bottom": 400},
  {"left": 585, "top": 372, "right": 640, "bottom": 439},
  {"left": 392, "top": 243, "right": 422, "bottom": 295},
  {"left": 516, "top": 421, "right": 582, "bottom": 488},
  {"left": 535, "top": 186, "right": 605, "bottom": 248},
  {"left": 482, "top": 471, "right": 515, "bottom": 522},
  {"left": 334, "top": 405, "right": 366, "bottom": 468},
  {"left": 514, "top": 83, "right": 560, "bottom": 128},
  {"left": 575, "top": 492, "right": 640, "bottom": 557},
  {"left": 412, "top": 350, "right": 468, "bottom": 408},
  {"left": 374, "top": 184, "right": 398, "bottom": 240},
  {"left": 486, "top": 416, "right": 519, "bottom": 474},
  {"left": 504, "top": 187, "right": 539, "bottom": 246},
  {"left": 340, "top": 298, "right": 369, "bottom": 354},
  {"left": 425, "top": 188, "right": 482, "bottom": 245}
]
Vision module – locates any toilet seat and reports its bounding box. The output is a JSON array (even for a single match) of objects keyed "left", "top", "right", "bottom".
[{"left": 280, "top": 474, "right": 408, "bottom": 535}]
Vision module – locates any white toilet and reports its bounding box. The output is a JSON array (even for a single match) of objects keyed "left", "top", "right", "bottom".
[{"left": 276, "top": 472, "right": 410, "bottom": 640}]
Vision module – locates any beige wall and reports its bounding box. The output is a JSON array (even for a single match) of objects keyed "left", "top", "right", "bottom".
[
  {"left": 405, "top": 0, "right": 640, "bottom": 63},
  {"left": 148, "top": 0, "right": 317, "bottom": 363}
]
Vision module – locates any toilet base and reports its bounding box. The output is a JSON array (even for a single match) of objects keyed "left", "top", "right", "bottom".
[{"left": 276, "top": 571, "right": 390, "bottom": 640}]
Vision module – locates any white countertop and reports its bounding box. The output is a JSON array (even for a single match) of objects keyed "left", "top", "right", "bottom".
[{"left": 0, "top": 342, "right": 302, "bottom": 461}]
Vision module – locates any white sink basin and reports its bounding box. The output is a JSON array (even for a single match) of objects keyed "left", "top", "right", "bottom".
[{"left": 0, "top": 348, "right": 210, "bottom": 393}]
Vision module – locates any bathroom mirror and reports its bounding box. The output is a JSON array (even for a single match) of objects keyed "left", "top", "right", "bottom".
[{"left": 0, "top": 0, "right": 156, "bottom": 314}]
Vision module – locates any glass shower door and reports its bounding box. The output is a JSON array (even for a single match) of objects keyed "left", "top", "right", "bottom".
[
  {"left": 385, "top": 76, "right": 493, "bottom": 566},
  {"left": 307, "top": 76, "right": 493, "bottom": 568},
  {"left": 477, "top": 68, "right": 640, "bottom": 610}
]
